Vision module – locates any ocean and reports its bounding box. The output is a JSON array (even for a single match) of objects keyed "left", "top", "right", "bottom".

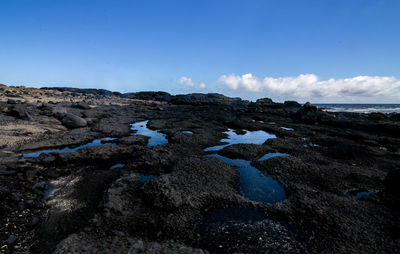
[{"left": 314, "top": 104, "right": 400, "bottom": 114}]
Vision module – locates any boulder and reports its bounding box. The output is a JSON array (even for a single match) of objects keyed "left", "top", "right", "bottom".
[
  {"left": 256, "top": 98, "right": 274, "bottom": 105},
  {"left": 61, "top": 113, "right": 87, "bottom": 128},
  {"left": 303, "top": 102, "right": 317, "bottom": 111},
  {"left": 6, "top": 105, "right": 33, "bottom": 120},
  {"left": 294, "top": 102, "right": 332, "bottom": 124},
  {"left": 284, "top": 100, "right": 301, "bottom": 109},
  {"left": 7, "top": 99, "right": 18, "bottom": 104},
  {"left": 40, "top": 105, "right": 68, "bottom": 119},
  {"left": 74, "top": 101, "right": 91, "bottom": 109}
]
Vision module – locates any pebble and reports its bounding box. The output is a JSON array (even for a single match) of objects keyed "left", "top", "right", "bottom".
[
  {"left": 10, "top": 193, "right": 21, "bottom": 202},
  {"left": 25, "top": 170, "right": 37, "bottom": 181},
  {"left": 29, "top": 216, "right": 40, "bottom": 226},
  {"left": 18, "top": 202, "right": 25, "bottom": 211},
  {"left": 33, "top": 181, "right": 46, "bottom": 190},
  {"left": 7, "top": 99, "right": 17, "bottom": 104},
  {"left": 7, "top": 235, "right": 17, "bottom": 245},
  {"left": 25, "top": 199, "right": 35, "bottom": 207}
]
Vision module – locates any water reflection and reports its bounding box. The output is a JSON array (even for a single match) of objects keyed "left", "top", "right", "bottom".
[
  {"left": 130, "top": 120, "right": 168, "bottom": 146},
  {"left": 23, "top": 138, "right": 117, "bottom": 158},
  {"left": 207, "top": 154, "right": 286, "bottom": 203},
  {"left": 204, "top": 129, "right": 276, "bottom": 151}
]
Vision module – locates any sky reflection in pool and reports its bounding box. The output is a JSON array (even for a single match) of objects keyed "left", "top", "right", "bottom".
[
  {"left": 139, "top": 173, "right": 157, "bottom": 182},
  {"left": 130, "top": 120, "right": 168, "bottom": 146},
  {"left": 207, "top": 154, "right": 286, "bottom": 203},
  {"left": 23, "top": 138, "right": 117, "bottom": 158},
  {"left": 110, "top": 163, "right": 125, "bottom": 170},
  {"left": 346, "top": 190, "right": 375, "bottom": 198},
  {"left": 258, "top": 153, "right": 290, "bottom": 161},
  {"left": 280, "top": 127, "right": 294, "bottom": 131},
  {"left": 304, "top": 143, "right": 320, "bottom": 148},
  {"left": 43, "top": 183, "right": 60, "bottom": 200},
  {"left": 204, "top": 129, "right": 276, "bottom": 151}
]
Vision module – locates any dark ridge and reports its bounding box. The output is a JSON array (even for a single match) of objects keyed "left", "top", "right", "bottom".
[
  {"left": 122, "top": 91, "right": 172, "bottom": 101},
  {"left": 171, "top": 93, "right": 247, "bottom": 106},
  {"left": 40, "top": 87, "right": 121, "bottom": 96}
]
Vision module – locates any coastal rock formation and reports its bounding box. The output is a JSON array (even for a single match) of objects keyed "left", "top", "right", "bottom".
[{"left": 0, "top": 84, "right": 399, "bottom": 254}]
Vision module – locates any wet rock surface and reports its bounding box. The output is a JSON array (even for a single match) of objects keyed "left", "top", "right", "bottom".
[
  {"left": 53, "top": 232, "right": 209, "bottom": 254},
  {"left": 193, "top": 208, "right": 308, "bottom": 253},
  {"left": 0, "top": 85, "right": 399, "bottom": 253}
]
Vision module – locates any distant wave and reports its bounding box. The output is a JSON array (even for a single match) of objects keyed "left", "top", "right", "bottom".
[{"left": 315, "top": 104, "right": 400, "bottom": 113}]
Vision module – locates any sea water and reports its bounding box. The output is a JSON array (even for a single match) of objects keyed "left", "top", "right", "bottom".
[{"left": 316, "top": 104, "right": 400, "bottom": 114}]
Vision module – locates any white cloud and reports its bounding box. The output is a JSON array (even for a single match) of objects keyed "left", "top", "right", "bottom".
[
  {"left": 178, "top": 76, "right": 207, "bottom": 89},
  {"left": 217, "top": 74, "right": 241, "bottom": 90},
  {"left": 218, "top": 73, "right": 400, "bottom": 100},
  {"left": 178, "top": 76, "right": 194, "bottom": 87},
  {"left": 241, "top": 73, "right": 261, "bottom": 91}
]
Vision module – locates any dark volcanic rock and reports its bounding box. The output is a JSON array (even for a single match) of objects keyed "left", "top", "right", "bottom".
[
  {"left": 34, "top": 170, "right": 120, "bottom": 253},
  {"left": 390, "top": 113, "right": 400, "bottom": 121},
  {"left": 123, "top": 91, "right": 172, "bottom": 102},
  {"left": 49, "top": 105, "right": 68, "bottom": 118},
  {"left": 1, "top": 84, "right": 399, "bottom": 254},
  {"left": 284, "top": 100, "right": 302, "bottom": 109},
  {"left": 53, "top": 232, "right": 208, "bottom": 254},
  {"left": 385, "top": 169, "right": 400, "bottom": 209},
  {"left": 101, "top": 156, "right": 242, "bottom": 241},
  {"left": 194, "top": 208, "right": 309, "bottom": 253},
  {"left": 7, "top": 235, "right": 17, "bottom": 244},
  {"left": 143, "top": 156, "right": 241, "bottom": 210},
  {"left": 41, "top": 87, "right": 117, "bottom": 96},
  {"left": 7, "top": 98, "right": 18, "bottom": 104},
  {"left": 294, "top": 102, "right": 332, "bottom": 124},
  {"left": 61, "top": 113, "right": 87, "bottom": 128},
  {"left": 0, "top": 169, "right": 16, "bottom": 175},
  {"left": 217, "top": 143, "right": 275, "bottom": 160},
  {"left": 256, "top": 97, "right": 274, "bottom": 105},
  {"left": 74, "top": 101, "right": 91, "bottom": 109},
  {"left": 6, "top": 105, "right": 34, "bottom": 120},
  {"left": 172, "top": 93, "right": 245, "bottom": 106}
]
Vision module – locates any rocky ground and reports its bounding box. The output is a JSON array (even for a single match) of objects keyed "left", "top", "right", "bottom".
[{"left": 0, "top": 83, "right": 399, "bottom": 253}]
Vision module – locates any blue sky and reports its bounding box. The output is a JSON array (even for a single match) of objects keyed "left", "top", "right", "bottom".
[{"left": 1, "top": 0, "right": 399, "bottom": 102}]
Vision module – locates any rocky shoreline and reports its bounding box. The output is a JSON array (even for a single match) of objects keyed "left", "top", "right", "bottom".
[{"left": 0, "top": 84, "right": 399, "bottom": 253}]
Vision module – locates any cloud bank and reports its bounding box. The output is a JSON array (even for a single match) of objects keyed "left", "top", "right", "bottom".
[{"left": 218, "top": 73, "right": 400, "bottom": 101}]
